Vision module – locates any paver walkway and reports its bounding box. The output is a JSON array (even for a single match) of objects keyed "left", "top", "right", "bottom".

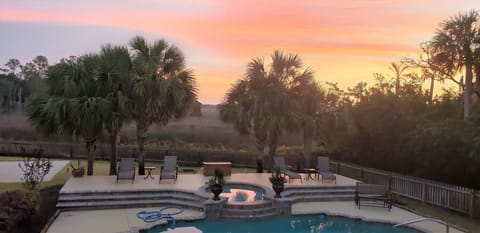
[{"left": 0, "top": 160, "right": 68, "bottom": 182}]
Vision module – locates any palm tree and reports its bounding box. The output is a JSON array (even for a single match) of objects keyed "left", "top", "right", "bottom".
[
  {"left": 388, "top": 62, "right": 409, "bottom": 96},
  {"left": 26, "top": 55, "right": 108, "bottom": 175},
  {"left": 219, "top": 64, "right": 269, "bottom": 172},
  {"left": 265, "top": 51, "right": 304, "bottom": 164},
  {"left": 220, "top": 51, "right": 311, "bottom": 171},
  {"left": 129, "top": 36, "right": 197, "bottom": 175},
  {"left": 290, "top": 72, "right": 326, "bottom": 168},
  {"left": 97, "top": 44, "right": 133, "bottom": 175},
  {"left": 431, "top": 10, "right": 479, "bottom": 119}
]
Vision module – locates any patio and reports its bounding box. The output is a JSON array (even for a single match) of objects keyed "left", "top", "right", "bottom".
[{"left": 59, "top": 173, "right": 358, "bottom": 196}]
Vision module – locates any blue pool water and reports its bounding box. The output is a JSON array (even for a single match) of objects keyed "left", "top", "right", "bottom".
[
  {"left": 205, "top": 184, "right": 265, "bottom": 202},
  {"left": 145, "top": 215, "right": 423, "bottom": 233}
]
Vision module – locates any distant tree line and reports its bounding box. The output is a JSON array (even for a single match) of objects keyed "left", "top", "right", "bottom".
[{"left": 0, "top": 56, "right": 48, "bottom": 112}]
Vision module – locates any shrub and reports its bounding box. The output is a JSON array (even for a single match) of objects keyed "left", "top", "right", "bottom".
[
  {"left": 18, "top": 156, "right": 52, "bottom": 190},
  {"left": 0, "top": 190, "right": 37, "bottom": 232}
]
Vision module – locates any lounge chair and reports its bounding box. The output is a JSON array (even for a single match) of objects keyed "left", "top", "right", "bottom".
[
  {"left": 273, "top": 156, "right": 302, "bottom": 183},
  {"left": 160, "top": 156, "right": 178, "bottom": 183},
  {"left": 316, "top": 156, "right": 336, "bottom": 183},
  {"left": 117, "top": 158, "right": 135, "bottom": 183}
]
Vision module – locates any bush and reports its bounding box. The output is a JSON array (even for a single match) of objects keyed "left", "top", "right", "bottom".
[
  {"left": 18, "top": 155, "right": 52, "bottom": 190},
  {"left": 0, "top": 190, "right": 37, "bottom": 232}
]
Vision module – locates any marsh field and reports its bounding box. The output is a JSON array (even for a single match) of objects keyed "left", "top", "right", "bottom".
[{"left": 0, "top": 105, "right": 303, "bottom": 153}]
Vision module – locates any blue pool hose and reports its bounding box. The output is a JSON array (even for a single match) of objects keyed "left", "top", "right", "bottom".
[{"left": 136, "top": 206, "right": 184, "bottom": 228}]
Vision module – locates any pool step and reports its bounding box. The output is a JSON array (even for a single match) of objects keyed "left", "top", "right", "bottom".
[
  {"left": 218, "top": 200, "right": 280, "bottom": 219},
  {"left": 56, "top": 190, "right": 208, "bottom": 211}
]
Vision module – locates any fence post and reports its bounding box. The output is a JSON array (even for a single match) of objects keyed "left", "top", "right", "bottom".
[
  {"left": 387, "top": 175, "right": 392, "bottom": 192},
  {"left": 421, "top": 181, "right": 426, "bottom": 203},
  {"left": 469, "top": 190, "right": 475, "bottom": 218}
]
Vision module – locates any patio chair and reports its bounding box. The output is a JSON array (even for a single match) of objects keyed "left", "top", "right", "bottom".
[
  {"left": 273, "top": 156, "right": 302, "bottom": 183},
  {"left": 316, "top": 156, "right": 336, "bottom": 183},
  {"left": 117, "top": 158, "right": 135, "bottom": 183},
  {"left": 160, "top": 156, "right": 178, "bottom": 183}
]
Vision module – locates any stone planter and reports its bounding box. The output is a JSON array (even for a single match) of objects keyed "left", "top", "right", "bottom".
[
  {"left": 272, "top": 182, "right": 284, "bottom": 198},
  {"left": 210, "top": 184, "right": 223, "bottom": 200},
  {"left": 71, "top": 167, "right": 85, "bottom": 177}
]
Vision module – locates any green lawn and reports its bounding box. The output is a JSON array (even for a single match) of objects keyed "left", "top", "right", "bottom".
[{"left": 395, "top": 196, "right": 480, "bottom": 233}]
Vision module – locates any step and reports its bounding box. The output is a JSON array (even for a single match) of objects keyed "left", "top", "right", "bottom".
[
  {"left": 220, "top": 207, "right": 277, "bottom": 216},
  {"left": 58, "top": 192, "right": 203, "bottom": 202},
  {"left": 285, "top": 194, "right": 355, "bottom": 202},
  {"left": 223, "top": 200, "right": 273, "bottom": 209},
  {"left": 219, "top": 211, "right": 280, "bottom": 220},
  {"left": 56, "top": 198, "right": 205, "bottom": 210},
  {"left": 282, "top": 189, "right": 355, "bottom": 197}
]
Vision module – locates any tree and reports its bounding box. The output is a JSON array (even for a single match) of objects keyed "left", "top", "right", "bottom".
[
  {"left": 97, "top": 44, "right": 133, "bottom": 175},
  {"left": 431, "top": 10, "right": 480, "bottom": 119},
  {"left": 26, "top": 55, "right": 108, "bottom": 176},
  {"left": 389, "top": 62, "right": 409, "bottom": 96},
  {"left": 129, "top": 36, "right": 197, "bottom": 175},
  {"left": 220, "top": 72, "right": 269, "bottom": 172},
  {"left": 290, "top": 70, "right": 326, "bottom": 168},
  {"left": 220, "top": 51, "right": 312, "bottom": 171}
]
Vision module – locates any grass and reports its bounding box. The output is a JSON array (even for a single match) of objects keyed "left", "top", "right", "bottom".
[{"left": 395, "top": 196, "right": 480, "bottom": 233}]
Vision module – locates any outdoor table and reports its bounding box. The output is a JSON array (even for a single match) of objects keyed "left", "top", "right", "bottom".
[
  {"left": 144, "top": 166, "right": 156, "bottom": 179},
  {"left": 202, "top": 162, "right": 232, "bottom": 176},
  {"left": 303, "top": 168, "right": 317, "bottom": 181}
]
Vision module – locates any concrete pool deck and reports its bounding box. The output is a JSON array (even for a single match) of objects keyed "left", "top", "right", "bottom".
[
  {"left": 46, "top": 201, "right": 462, "bottom": 233},
  {"left": 46, "top": 173, "right": 464, "bottom": 233}
]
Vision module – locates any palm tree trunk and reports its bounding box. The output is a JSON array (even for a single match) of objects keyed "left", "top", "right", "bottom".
[
  {"left": 268, "top": 132, "right": 278, "bottom": 170},
  {"left": 136, "top": 122, "right": 148, "bottom": 175},
  {"left": 429, "top": 76, "right": 435, "bottom": 104},
  {"left": 86, "top": 140, "right": 96, "bottom": 176},
  {"left": 464, "top": 63, "right": 473, "bottom": 120},
  {"left": 256, "top": 139, "right": 265, "bottom": 173},
  {"left": 303, "top": 128, "right": 313, "bottom": 168},
  {"left": 109, "top": 130, "right": 119, "bottom": 175},
  {"left": 395, "top": 76, "right": 400, "bottom": 96}
]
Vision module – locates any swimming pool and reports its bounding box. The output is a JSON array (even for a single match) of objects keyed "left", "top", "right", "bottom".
[
  {"left": 145, "top": 215, "right": 423, "bottom": 233},
  {"left": 205, "top": 183, "right": 265, "bottom": 203}
]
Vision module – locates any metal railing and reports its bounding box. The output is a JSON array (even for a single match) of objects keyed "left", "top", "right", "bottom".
[{"left": 393, "top": 217, "right": 449, "bottom": 233}]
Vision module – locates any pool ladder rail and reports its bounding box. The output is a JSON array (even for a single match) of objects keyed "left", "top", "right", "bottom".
[{"left": 392, "top": 217, "right": 449, "bottom": 233}]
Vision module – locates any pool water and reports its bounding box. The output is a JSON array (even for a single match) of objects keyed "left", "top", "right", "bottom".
[
  {"left": 206, "top": 184, "right": 265, "bottom": 203},
  {"left": 146, "top": 215, "right": 423, "bottom": 233}
]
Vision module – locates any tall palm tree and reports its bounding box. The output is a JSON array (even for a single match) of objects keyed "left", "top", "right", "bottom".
[
  {"left": 290, "top": 72, "right": 325, "bottom": 168},
  {"left": 130, "top": 36, "right": 197, "bottom": 175},
  {"left": 219, "top": 61, "right": 270, "bottom": 172},
  {"left": 97, "top": 44, "right": 133, "bottom": 175},
  {"left": 265, "top": 51, "right": 303, "bottom": 164},
  {"left": 431, "top": 10, "right": 479, "bottom": 119},
  {"left": 26, "top": 55, "right": 108, "bottom": 175},
  {"left": 220, "top": 51, "right": 311, "bottom": 171}
]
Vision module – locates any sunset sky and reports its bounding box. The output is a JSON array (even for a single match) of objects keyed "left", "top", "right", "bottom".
[{"left": 0, "top": 1, "right": 478, "bottom": 104}]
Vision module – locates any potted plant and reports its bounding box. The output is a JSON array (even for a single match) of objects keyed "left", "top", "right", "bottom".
[
  {"left": 69, "top": 160, "right": 85, "bottom": 177},
  {"left": 269, "top": 166, "right": 285, "bottom": 198},
  {"left": 206, "top": 169, "right": 225, "bottom": 200}
]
